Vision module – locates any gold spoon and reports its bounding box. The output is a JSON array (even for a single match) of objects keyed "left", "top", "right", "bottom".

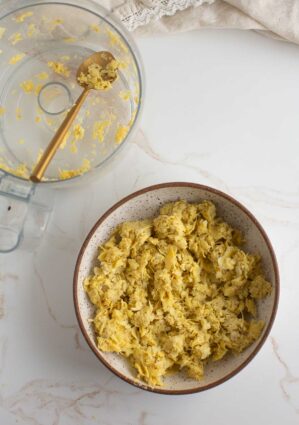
[{"left": 30, "top": 51, "right": 117, "bottom": 183}]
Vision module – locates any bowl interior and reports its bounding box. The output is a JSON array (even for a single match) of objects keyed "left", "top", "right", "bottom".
[
  {"left": 0, "top": 1, "right": 142, "bottom": 182},
  {"left": 75, "top": 184, "right": 278, "bottom": 393}
]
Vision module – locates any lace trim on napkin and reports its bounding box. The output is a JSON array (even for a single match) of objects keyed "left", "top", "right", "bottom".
[{"left": 114, "top": 0, "right": 215, "bottom": 31}]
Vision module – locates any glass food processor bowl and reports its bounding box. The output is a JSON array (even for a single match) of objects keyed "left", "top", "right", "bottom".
[{"left": 0, "top": 0, "right": 144, "bottom": 252}]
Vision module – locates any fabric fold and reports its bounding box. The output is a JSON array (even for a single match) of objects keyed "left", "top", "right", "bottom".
[{"left": 109, "top": 0, "right": 299, "bottom": 45}]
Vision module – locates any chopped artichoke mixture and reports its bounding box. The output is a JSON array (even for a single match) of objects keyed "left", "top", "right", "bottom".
[
  {"left": 77, "top": 60, "right": 118, "bottom": 90},
  {"left": 85, "top": 200, "right": 272, "bottom": 387}
]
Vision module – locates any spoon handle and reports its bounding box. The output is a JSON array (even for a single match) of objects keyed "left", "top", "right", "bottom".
[{"left": 30, "top": 88, "right": 90, "bottom": 182}]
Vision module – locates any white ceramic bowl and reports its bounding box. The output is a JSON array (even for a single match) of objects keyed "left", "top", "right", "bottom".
[{"left": 73, "top": 182, "right": 279, "bottom": 394}]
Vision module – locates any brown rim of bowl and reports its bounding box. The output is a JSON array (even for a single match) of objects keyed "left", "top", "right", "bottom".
[{"left": 73, "top": 182, "right": 280, "bottom": 395}]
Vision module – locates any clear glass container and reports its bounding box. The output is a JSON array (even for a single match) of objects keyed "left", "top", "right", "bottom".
[{"left": 0, "top": 0, "right": 144, "bottom": 252}]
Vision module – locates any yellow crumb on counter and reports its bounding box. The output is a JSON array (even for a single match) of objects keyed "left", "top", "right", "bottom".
[
  {"left": 35, "top": 116, "right": 41, "bottom": 123},
  {"left": 92, "top": 120, "right": 111, "bottom": 143},
  {"left": 15, "top": 107, "right": 22, "bottom": 120},
  {"left": 47, "top": 61, "right": 70, "bottom": 77},
  {"left": 72, "top": 123, "right": 85, "bottom": 141},
  {"left": 0, "top": 106, "right": 5, "bottom": 116},
  {"left": 9, "top": 32, "right": 23, "bottom": 45},
  {"left": 20, "top": 80, "right": 35, "bottom": 93},
  {"left": 60, "top": 55, "right": 70, "bottom": 61},
  {"left": 59, "top": 158, "right": 91, "bottom": 179},
  {"left": 85, "top": 200, "right": 272, "bottom": 387},
  {"left": 36, "top": 71, "right": 49, "bottom": 80},
  {"left": 9, "top": 53, "right": 25, "bottom": 64},
  {"left": 90, "top": 24, "right": 100, "bottom": 33},
  {"left": 77, "top": 60, "right": 118, "bottom": 90},
  {"left": 0, "top": 27, "right": 6, "bottom": 39},
  {"left": 14, "top": 11, "right": 33, "bottom": 23},
  {"left": 115, "top": 124, "right": 128, "bottom": 144},
  {"left": 27, "top": 23, "right": 37, "bottom": 37},
  {"left": 119, "top": 90, "right": 131, "bottom": 101},
  {"left": 18, "top": 138, "right": 25, "bottom": 144}
]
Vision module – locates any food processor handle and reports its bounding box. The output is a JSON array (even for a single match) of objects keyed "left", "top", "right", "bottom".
[
  {"left": 30, "top": 88, "right": 90, "bottom": 182},
  {"left": 0, "top": 174, "right": 53, "bottom": 253}
]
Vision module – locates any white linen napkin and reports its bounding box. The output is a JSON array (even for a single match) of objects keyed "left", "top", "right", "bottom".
[{"left": 110, "top": 0, "right": 299, "bottom": 45}]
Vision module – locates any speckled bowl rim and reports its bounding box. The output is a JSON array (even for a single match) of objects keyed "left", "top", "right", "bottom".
[{"left": 73, "top": 182, "right": 280, "bottom": 395}]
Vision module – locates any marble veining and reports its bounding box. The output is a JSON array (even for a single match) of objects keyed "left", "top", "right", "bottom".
[{"left": 270, "top": 337, "right": 299, "bottom": 415}]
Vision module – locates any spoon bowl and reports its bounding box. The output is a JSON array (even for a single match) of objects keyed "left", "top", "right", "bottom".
[{"left": 76, "top": 51, "right": 117, "bottom": 88}]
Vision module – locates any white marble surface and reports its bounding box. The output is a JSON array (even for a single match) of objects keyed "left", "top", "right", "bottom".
[{"left": 0, "top": 29, "right": 299, "bottom": 424}]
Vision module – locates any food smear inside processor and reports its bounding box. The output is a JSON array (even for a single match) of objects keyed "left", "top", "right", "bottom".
[{"left": 0, "top": 7, "right": 140, "bottom": 182}]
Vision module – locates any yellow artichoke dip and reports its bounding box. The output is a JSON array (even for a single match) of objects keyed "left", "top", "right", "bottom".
[
  {"left": 85, "top": 200, "right": 272, "bottom": 387},
  {"left": 77, "top": 60, "right": 118, "bottom": 90}
]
